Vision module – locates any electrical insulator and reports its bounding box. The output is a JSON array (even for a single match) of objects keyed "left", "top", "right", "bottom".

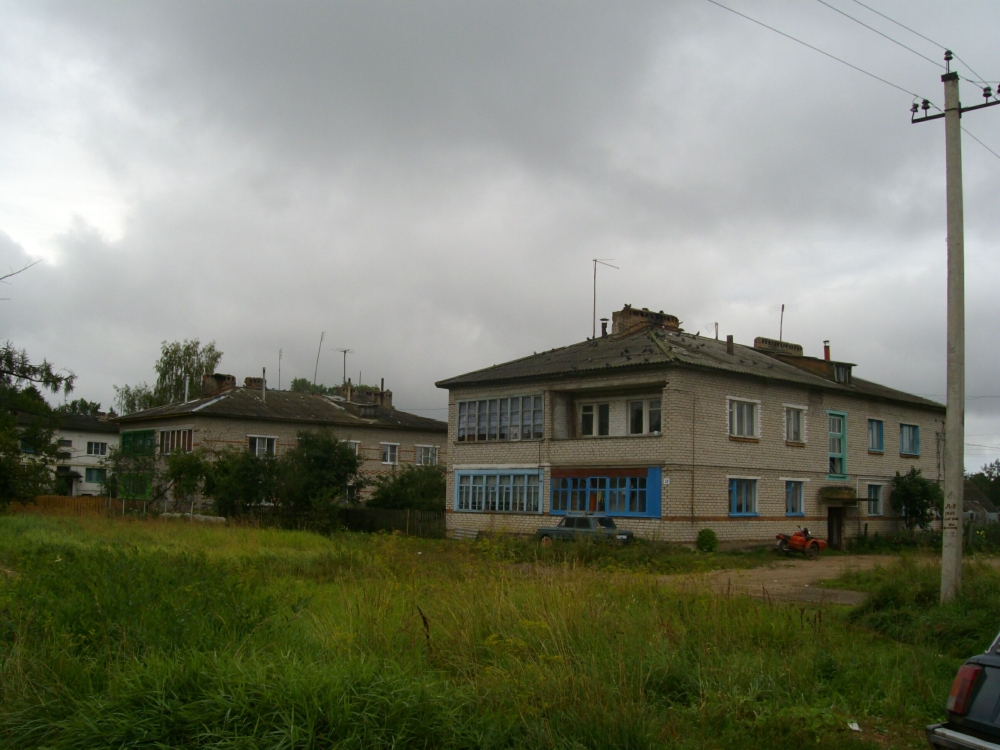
[
  {"left": 922, "top": 99, "right": 931, "bottom": 112},
  {"left": 944, "top": 50, "right": 954, "bottom": 62},
  {"left": 911, "top": 102, "right": 920, "bottom": 114},
  {"left": 984, "top": 86, "right": 994, "bottom": 101}
]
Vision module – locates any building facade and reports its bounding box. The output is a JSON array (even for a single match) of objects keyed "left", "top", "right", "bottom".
[
  {"left": 115, "top": 374, "right": 447, "bottom": 510},
  {"left": 436, "top": 306, "right": 945, "bottom": 546},
  {"left": 51, "top": 414, "right": 120, "bottom": 496}
]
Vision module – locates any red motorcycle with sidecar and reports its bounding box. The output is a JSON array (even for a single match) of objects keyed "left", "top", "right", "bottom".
[{"left": 775, "top": 527, "right": 827, "bottom": 560}]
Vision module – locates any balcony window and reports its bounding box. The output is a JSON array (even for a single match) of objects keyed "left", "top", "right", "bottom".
[{"left": 457, "top": 395, "right": 543, "bottom": 442}]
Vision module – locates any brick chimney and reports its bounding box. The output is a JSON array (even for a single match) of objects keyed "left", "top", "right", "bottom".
[
  {"left": 611, "top": 305, "right": 681, "bottom": 335},
  {"left": 202, "top": 373, "right": 236, "bottom": 397}
]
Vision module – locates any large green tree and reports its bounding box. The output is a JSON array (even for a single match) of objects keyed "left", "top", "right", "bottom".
[
  {"left": 56, "top": 398, "right": 103, "bottom": 416},
  {"left": 890, "top": 467, "right": 944, "bottom": 530},
  {"left": 968, "top": 459, "right": 1000, "bottom": 509},
  {"left": 0, "top": 342, "right": 75, "bottom": 505},
  {"left": 366, "top": 464, "right": 446, "bottom": 511},
  {"left": 114, "top": 339, "right": 223, "bottom": 414}
]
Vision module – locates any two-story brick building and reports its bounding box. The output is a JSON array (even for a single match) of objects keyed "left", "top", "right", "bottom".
[
  {"left": 436, "top": 305, "right": 945, "bottom": 546},
  {"left": 115, "top": 374, "right": 447, "bottom": 510}
]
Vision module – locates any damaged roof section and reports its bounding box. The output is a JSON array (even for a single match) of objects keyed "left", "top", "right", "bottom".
[{"left": 116, "top": 388, "right": 448, "bottom": 433}]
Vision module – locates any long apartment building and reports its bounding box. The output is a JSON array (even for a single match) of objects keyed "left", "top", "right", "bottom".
[{"left": 435, "top": 305, "right": 945, "bottom": 546}]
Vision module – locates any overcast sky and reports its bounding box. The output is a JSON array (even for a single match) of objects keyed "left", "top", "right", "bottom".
[{"left": 1, "top": 1, "right": 998, "bottom": 467}]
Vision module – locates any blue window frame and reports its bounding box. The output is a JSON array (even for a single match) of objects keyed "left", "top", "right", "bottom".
[
  {"left": 785, "top": 480, "right": 804, "bottom": 516},
  {"left": 729, "top": 478, "right": 758, "bottom": 516},
  {"left": 827, "top": 412, "right": 847, "bottom": 478},
  {"left": 900, "top": 424, "right": 920, "bottom": 456},
  {"left": 455, "top": 470, "right": 541, "bottom": 513},
  {"left": 549, "top": 468, "right": 661, "bottom": 518},
  {"left": 868, "top": 419, "right": 884, "bottom": 452}
]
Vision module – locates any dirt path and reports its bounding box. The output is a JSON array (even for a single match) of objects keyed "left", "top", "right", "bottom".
[{"left": 661, "top": 554, "right": 893, "bottom": 605}]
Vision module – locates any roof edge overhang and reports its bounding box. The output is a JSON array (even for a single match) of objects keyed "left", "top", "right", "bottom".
[{"left": 116, "top": 410, "right": 447, "bottom": 432}]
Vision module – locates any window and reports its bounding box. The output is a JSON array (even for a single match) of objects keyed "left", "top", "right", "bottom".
[
  {"left": 627, "top": 399, "right": 662, "bottom": 435},
  {"left": 457, "top": 472, "right": 540, "bottom": 513},
  {"left": 85, "top": 468, "right": 107, "bottom": 484},
  {"left": 580, "top": 403, "right": 610, "bottom": 437},
  {"left": 867, "top": 484, "right": 883, "bottom": 516},
  {"left": 248, "top": 436, "right": 276, "bottom": 456},
  {"left": 457, "top": 395, "right": 543, "bottom": 442},
  {"left": 868, "top": 419, "right": 884, "bottom": 452},
  {"left": 86, "top": 441, "right": 108, "bottom": 456},
  {"left": 785, "top": 408, "right": 803, "bottom": 443},
  {"left": 900, "top": 424, "right": 920, "bottom": 456},
  {"left": 729, "top": 478, "right": 757, "bottom": 516},
  {"left": 416, "top": 445, "right": 438, "bottom": 465},
  {"left": 551, "top": 475, "right": 649, "bottom": 515},
  {"left": 121, "top": 430, "right": 155, "bottom": 457},
  {"left": 834, "top": 364, "right": 851, "bottom": 384},
  {"left": 57, "top": 439, "right": 72, "bottom": 448},
  {"left": 786, "top": 480, "right": 804, "bottom": 515},
  {"left": 827, "top": 412, "right": 846, "bottom": 477},
  {"left": 381, "top": 443, "right": 398, "bottom": 464},
  {"left": 348, "top": 441, "right": 360, "bottom": 456},
  {"left": 160, "top": 429, "right": 193, "bottom": 455},
  {"left": 728, "top": 399, "right": 758, "bottom": 438}
]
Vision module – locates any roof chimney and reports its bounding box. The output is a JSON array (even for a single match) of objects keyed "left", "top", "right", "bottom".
[
  {"left": 823, "top": 340, "right": 831, "bottom": 361},
  {"left": 202, "top": 373, "right": 236, "bottom": 397},
  {"left": 600, "top": 318, "right": 608, "bottom": 337},
  {"left": 611, "top": 304, "right": 681, "bottom": 335},
  {"left": 726, "top": 334, "right": 734, "bottom": 355}
]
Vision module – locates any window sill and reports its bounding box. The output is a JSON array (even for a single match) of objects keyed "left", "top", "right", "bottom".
[
  {"left": 785, "top": 441, "right": 806, "bottom": 448},
  {"left": 729, "top": 436, "right": 760, "bottom": 444},
  {"left": 900, "top": 453, "right": 920, "bottom": 458},
  {"left": 867, "top": 514, "right": 884, "bottom": 518},
  {"left": 826, "top": 474, "right": 849, "bottom": 481},
  {"left": 454, "top": 509, "right": 543, "bottom": 515},
  {"left": 786, "top": 513, "right": 805, "bottom": 517},
  {"left": 868, "top": 450, "right": 884, "bottom": 455},
  {"left": 729, "top": 513, "right": 759, "bottom": 518},
  {"left": 454, "top": 438, "right": 544, "bottom": 445}
]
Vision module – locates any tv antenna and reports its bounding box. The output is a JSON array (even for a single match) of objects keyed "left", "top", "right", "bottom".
[
  {"left": 592, "top": 258, "right": 618, "bottom": 338},
  {"left": 313, "top": 332, "right": 325, "bottom": 385},
  {"left": 768, "top": 304, "right": 798, "bottom": 341},
  {"left": 336, "top": 348, "right": 355, "bottom": 384},
  {"left": 278, "top": 349, "right": 282, "bottom": 390}
]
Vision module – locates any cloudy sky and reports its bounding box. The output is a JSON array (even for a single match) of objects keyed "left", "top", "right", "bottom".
[{"left": 2, "top": 1, "right": 998, "bottom": 467}]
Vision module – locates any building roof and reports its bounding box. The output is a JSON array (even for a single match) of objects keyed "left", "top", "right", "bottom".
[
  {"left": 115, "top": 387, "right": 448, "bottom": 433},
  {"left": 436, "top": 326, "right": 944, "bottom": 412},
  {"left": 15, "top": 411, "right": 120, "bottom": 434}
]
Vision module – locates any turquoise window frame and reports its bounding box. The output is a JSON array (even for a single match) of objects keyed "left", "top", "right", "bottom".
[
  {"left": 826, "top": 411, "right": 847, "bottom": 479},
  {"left": 867, "top": 419, "right": 884, "bottom": 452},
  {"left": 549, "top": 468, "right": 662, "bottom": 518},
  {"left": 867, "top": 484, "right": 883, "bottom": 516},
  {"left": 785, "top": 480, "right": 805, "bottom": 516},
  {"left": 900, "top": 424, "right": 920, "bottom": 456},
  {"left": 729, "top": 478, "right": 758, "bottom": 516}
]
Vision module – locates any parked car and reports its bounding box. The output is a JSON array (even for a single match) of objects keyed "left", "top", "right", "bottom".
[
  {"left": 927, "top": 630, "right": 1000, "bottom": 749},
  {"left": 535, "top": 513, "right": 634, "bottom": 546}
]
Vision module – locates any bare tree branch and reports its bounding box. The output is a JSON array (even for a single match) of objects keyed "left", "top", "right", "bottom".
[{"left": 0, "top": 260, "right": 42, "bottom": 285}]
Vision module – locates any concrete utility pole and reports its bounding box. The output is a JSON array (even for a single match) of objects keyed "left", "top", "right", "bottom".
[{"left": 912, "top": 53, "right": 999, "bottom": 603}]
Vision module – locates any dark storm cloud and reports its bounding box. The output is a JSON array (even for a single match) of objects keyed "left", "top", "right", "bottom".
[{"left": 1, "top": 1, "right": 998, "bottom": 461}]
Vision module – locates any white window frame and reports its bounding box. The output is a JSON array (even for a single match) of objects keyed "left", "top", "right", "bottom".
[
  {"left": 348, "top": 440, "right": 361, "bottom": 457},
  {"left": 86, "top": 441, "right": 108, "bottom": 456},
  {"left": 415, "top": 445, "right": 438, "bottom": 466},
  {"left": 579, "top": 402, "right": 611, "bottom": 437},
  {"left": 248, "top": 435, "right": 277, "bottom": 457},
  {"left": 160, "top": 428, "right": 194, "bottom": 455},
  {"left": 727, "top": 397, "right": 761, "bottom": 438},
  {"left": 783, "top": 404, "right": 807, "bottom": 443},
  {"left": 627, "top": 398, "right": 662, "bottom": 436},
  {"left": 381, "top": 442, "right": 399, "bottom": 465}
]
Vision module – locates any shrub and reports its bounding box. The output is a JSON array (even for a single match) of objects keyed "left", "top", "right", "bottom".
[
  {"left": 696, "top": 528, "right": 719, "bottom": 553},
  {"left": 367, "top": 465, "right": 446, "bottom": 511},
  {"left": 890, "top": 468, "right": 943, "bottom": 530}
]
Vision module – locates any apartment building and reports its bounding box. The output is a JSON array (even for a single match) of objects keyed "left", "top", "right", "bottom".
[{"left": 436, "top": 305, "right": 945, "bottom": 546}]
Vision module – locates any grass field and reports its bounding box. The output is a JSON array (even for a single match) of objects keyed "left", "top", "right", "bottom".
[{"left": 0, "top": 516, "right": 978, "bottom": 749}]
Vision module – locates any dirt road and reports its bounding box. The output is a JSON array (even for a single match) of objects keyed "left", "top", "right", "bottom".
[{"left": 662, "top": 554, "right": 892, "bottom": 605}]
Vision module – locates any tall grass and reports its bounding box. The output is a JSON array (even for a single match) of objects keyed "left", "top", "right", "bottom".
[{"left": 0, "top": 517, "right": 961, "bottom": 748}]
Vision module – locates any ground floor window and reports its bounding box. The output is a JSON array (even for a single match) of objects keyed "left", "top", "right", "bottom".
[
  {"left": 456, "top": 471, "right": 540, "bottom": 513},
  {"left": 729, "top": 478, "right": 758, "bottom": 516},
  {"left": 248, "top": 436, "right": 276, "bottom": 456},
  {"left": 416, "top": 445, "right": 438, "bottom": 465},
  {"left": 381, "top": 443, "right": 398, "bottom": 465},
  {"left": 549, "top": 468, "right": 661, "bottom": 517},
  {"left": 85, "top": 468, "right": 107, "bottom": 484},
  {"left": 785, "top": 480, "right": 804, "bottom": 515},
  {"left": 867, "top": 484, "right": 883, "bottom": 516}
]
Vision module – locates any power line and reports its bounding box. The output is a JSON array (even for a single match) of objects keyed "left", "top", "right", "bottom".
[
  {"left": 812, "top": 0, "right": 944, "bottom": 70},
  {"left": 846, "top": 0, "right": 992, "bottom": 86},
  {"left": 962, "top": 126, "right": 1000, "bottom": 163},
  {"left": 702, "top": 0, "right": 932, "bottom": 101}
]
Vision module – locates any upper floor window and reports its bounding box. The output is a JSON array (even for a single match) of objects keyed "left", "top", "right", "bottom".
[
  {"left": 867, "top": 484, "right": 883, "bottom": 516},
  {"left": 57, "top": 438, "right": 72, "bottom": 448},
  {"left": 160, "top": 429, "right": 192, "bottom": 455},
  {"left": 121, "top": 430, "right": 155, "bottom": 457},
  {"left": 868, "top": 419, "right": 884, "bottom": 452},
  {"left": 728, "top": 399, "right": 758, "bottom": 438},
  {"left": 628, "top": 399, "right": 661, "bottom": 435},
  {"left": 828, "top": 412, "right": 846, "bottom": 477},
  {"left": 729, "top": 478, "right": 757, "bottom": 516},
  {"left": 381, "top": 443, "right": 399, "bottom": 465},
  {"left": 248, "top": 436, "right": 276, "bottom": 457},
  {"left": 785, "top": 407, "right": 803, "bottom": 443},
  {"left": 87, "top": 441, "right": 108, "bottom": 456},
  {"left": 900, "top": 424, "right": 920, "bottom": 456},
  {"left": 580, "top": 403, "right": 610, "bottom": 437},
  {"left": 416, "top": 445, "right": 438, "bottom": 465},
  {"left": 457, "top": 396, "right": 543, "bottom": 442}
]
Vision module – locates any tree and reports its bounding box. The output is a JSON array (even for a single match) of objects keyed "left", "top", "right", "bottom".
[
  {"left": 366, "top": 464, "right": 446, "bottom": 511},
  {"left": 164, "top": 450, "right": 209, "bottom": 514},
  {"left": 968, "top": 459, "right": 1000, "bottom": 509},
  {"left": 890, "top": 468, "right": 944, "bottom": 530},
  {"left": 114, "top": 339, "right": 223, "bottom": 415},
  {"left": 56, "top": 398, "right": 103, "bottom": 416},
  {"left": 277, "top": 430, "right": 361, "bottom": 527},
  {"left": 0, "top": 342, "right": 75, "bottom": 505},
  {"left": 202, "top": 449, "right": 278, "bottom": 517}
]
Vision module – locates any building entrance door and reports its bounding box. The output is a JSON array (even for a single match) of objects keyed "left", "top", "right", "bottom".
[{"left": 827, "top": 507, "right": 845, "bottom": 550}]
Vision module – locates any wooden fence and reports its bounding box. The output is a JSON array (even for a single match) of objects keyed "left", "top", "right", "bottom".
[{"left": 6, "top": 495, "right": 150, "bottom": 517}]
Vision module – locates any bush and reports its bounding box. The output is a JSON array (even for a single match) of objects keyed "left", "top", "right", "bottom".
[
  {"left": 696, "top": 528, "right": 719, "bottom": 553},
  {"left": 367, "top": 464, "right": 446, "bottom": 511},
  {"left": 890, "top": 468, "right": 943, "bottom": 530}
]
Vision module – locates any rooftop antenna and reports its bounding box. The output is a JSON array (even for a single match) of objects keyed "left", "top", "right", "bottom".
[
  {"left": 336, "top": 348, "right": 355, "bottom": 385},
  {"left": 278, "top": 349, "right": 282, "bottom": 390},
  {"left": 313, "top": 331, "right": 325, "bottom": 385},
  {"left": 592, "top": 258, "right": 618, "bottom": 339},
  {"left": 769, "top": 303, "right": 798, "bottom": 342}
]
